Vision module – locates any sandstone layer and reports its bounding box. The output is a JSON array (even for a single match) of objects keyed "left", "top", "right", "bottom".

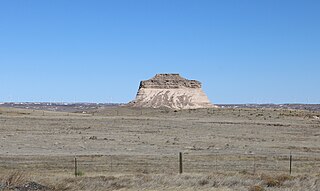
[{"left": 129, "top": 74, "right": 215, "bottom": 109}]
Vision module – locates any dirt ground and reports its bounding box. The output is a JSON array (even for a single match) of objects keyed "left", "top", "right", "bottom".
[{"left": 0, "top": 106, "right": 319, "bottom": 190}]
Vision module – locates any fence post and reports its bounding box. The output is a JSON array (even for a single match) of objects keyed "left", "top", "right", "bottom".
[
  {"left": 215, "top": 154, "right": 218, "bottom": 172},
  {"left": 74, "top": 157, "right": 78, "bottom": 177},
  {"left": 179, "top": 152, "right": 183, "bottom": 174},
  {"left": 110, "top": 155, "right": 113, "bottom": 172},
  {"left": 289, "top": 152, "right": 292, "bottom": 175},
  {"left": 253, "top": 155, "right": 256, "bottom": 174}
]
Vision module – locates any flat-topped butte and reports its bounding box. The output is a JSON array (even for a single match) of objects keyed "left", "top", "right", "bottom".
[
  {"left": 139, "top": 74, "right": 201, "bottom": 89},
  {"left": 130, "top": 74, "right": 215, "bottom": 109}
]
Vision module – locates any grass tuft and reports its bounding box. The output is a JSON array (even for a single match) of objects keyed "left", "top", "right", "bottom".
[
  {"left": 198, "top": 178, "right": 209, "bottom": 186},
  {"left": 261, "top": 173, "right": 294, "bottom": 187},
  {"left": 75, "top": 170, "right": 85, "bottom": 177},
  {"left": 0, "top": 171, "right": 27, "bottom": 188},
  {"left": 249, "top": 185, "right": 265, "bottom": 191}
]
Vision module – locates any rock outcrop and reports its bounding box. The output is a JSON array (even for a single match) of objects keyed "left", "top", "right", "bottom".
[{"left": 129, "top": 74, "right": 216, "bottom": 109}]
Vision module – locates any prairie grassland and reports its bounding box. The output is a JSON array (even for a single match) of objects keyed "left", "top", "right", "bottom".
[
  {"left": 1, "top": 171, "right": 319, "bottom": 191},
  {"left": 0, "top": 106, "right": 319, "bottom": 190}
]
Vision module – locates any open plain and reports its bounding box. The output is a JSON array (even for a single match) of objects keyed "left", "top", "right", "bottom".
[{"left": 0, "top": 106, "right": 319, "bottom": 190}]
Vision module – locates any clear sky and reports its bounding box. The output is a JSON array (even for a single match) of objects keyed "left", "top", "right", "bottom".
[{"left": 0, "top": 0, "right": 319, "bottom": 104}]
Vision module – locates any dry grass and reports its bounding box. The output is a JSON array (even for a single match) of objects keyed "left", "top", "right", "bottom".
[
  {"left": 0, "top": 171, "right": 319, "bottom": 190},
  {"left": 260, "top": 173, "right": 294, "bottom": 187},
  {"left": 43, "top": 173, "right": 320, "bottom": 191},
  {"left": 0, "top": 171, "right": 28, "bottom": 188},
  {"left": 248, "top": 185, "right": 265, "bottom": 191},
  {"left": 1, "top": 106, "right": 320, "bottom": 190}
]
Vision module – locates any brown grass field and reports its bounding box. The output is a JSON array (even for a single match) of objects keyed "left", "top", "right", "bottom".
[{"left": 0, "top": 106, "right": 319, "bottom": 190}]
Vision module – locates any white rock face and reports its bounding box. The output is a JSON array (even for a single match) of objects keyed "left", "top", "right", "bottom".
[{"left": 129, "top": 74, "right": 216, "bottom": 109}]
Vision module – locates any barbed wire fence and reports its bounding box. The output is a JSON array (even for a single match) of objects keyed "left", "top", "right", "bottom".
[{"left": 1, "top": 152, "right": 319, "bottom": 177}]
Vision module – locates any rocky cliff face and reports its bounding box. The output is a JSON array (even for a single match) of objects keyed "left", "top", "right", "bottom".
[{"left": 129, "top": 74, "right": 216, "bottom": 109}]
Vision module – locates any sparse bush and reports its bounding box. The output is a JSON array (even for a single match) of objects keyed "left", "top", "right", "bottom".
[
  {"left": 198, "top": 178, "right": 209, "bottom": 186},
  {"left": 249, "top": 185, "right": 265, "bottom": 191},
  {"left": 1, "top": 171, "right": 27, "bottom": 187},
  {"left": 276, "top": 174, "right": 294, "bottom": 182},
  {"left": 137, "top": 168, "right": 149, "bottom": 174},
  {"left": 110, "top": 181, "right": 125, "bottom": 190},
  {"left": 260, "top": 174, "right": 294, "bottom": 187},
  {"left": 75, "top": 170, "right": 85, "bottom": 176},
  {"left": 265, "top": 178, "right": 280, "bottom": 187},
  {"left": 239, "top": 170, "right": 249, "bottom": 175}
]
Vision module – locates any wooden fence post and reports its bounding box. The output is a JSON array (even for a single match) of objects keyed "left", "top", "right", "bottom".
[
  {"left": 253, "top": 155, "right": 256, "bottom": 174},
  {"left": 289, "top": 153, "right": 292, "bottom": 175},
  {"left": 74, "top": 157, "right": 78, "bottom": 177},
  {"left": 215, "top": 154, "right": 218, "bottom": 172},
  {"left": 179, "top": 152, "right": 183, "bottom": 174},
  {"left": 110, "top": 155, "right": 113, "bottom": 172}
]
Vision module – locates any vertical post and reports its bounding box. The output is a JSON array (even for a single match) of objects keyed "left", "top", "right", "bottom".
[
  {"left": 215, "top": 154, "right": 218, "bottom": 172},
  {"left": 289, "top": 153, "right": 292, "bottom": 175},
  {"left": 179, "top": 152, "right": 183, "bottom": 174},
  {"left": 253, "top": 155, "right": 256, "bottom": 174},
  {"left": 110, "top": 155, "right": 113, "bottom": 172},
  {"left": 74, "top": 157, "right": 78, "bottom": 177}
]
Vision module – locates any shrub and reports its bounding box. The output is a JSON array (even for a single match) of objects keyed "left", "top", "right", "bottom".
[
  {"left": 276, "top": 174, "right": 294, "bottom": 182},
  {"left": 1, "top": 171, "right": 27, "bottom": 187},
  {"left": 260, "top": 174, "right": 294, "bottom": 187},
  {"left": 265, "top": 178, "right": 280, "bottom": 187},
  {"left": 198, "top": 179, "right": 209, "bottom": 186},
  {"left": 249, "top": 185, "right": 265, "bottom": 191},
  {"left": 75, "top": 170, "right": 85, "bottom": 176}
]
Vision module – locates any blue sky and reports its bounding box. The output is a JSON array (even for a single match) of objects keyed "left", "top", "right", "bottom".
[{"left": 0, "top": 0, "right": 319, "bottom": 104}]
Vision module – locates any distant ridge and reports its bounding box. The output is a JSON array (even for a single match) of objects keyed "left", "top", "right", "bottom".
[{"left": 218, "top": 104, "right": 320, "bottom": 112}]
